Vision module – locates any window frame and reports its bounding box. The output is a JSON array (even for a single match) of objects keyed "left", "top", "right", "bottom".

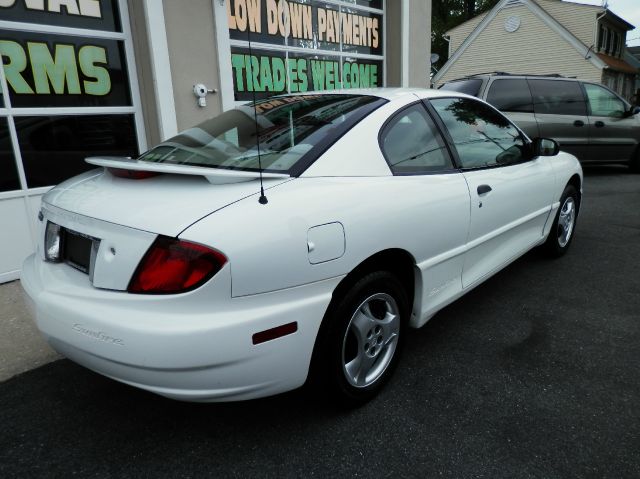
[
  {"left": 580, "top": 81, "right": 630, "bottom": 118},
  {"left": 424, "top": 96, "right": 534, "bottom": 172},
  {"left": 527, "top": 78, "right": 588, "bottom": 117},
  {"left": 485, "top": 78, "right": 534, "bottom": 113},
  {"left": 377, "top": 101, "right": 459, "bottom": 176}
]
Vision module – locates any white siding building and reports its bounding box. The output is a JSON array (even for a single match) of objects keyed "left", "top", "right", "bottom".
[{"left": 434, "top": 0, "right": 638, "bottom": 101}]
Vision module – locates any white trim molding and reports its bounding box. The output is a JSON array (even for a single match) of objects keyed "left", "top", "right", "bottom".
[
  {"left": 142, "top": 0, "right": 178, "bottom": 140},
  {"left": 401, "top": 0, "right": 409, "bottom": 87}
]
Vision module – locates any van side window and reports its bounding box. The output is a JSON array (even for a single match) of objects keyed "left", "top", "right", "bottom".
[
  {"left": 430, "top": 97, "right": 527, "bottom": 169},
  {"left": 584, "top": 83, "right": 626, "bottom": 118},
  {"left": 528, "top": 80, "right": 587, "bottom": 116},
  {"left": 486, "top": 79, "right": 533, "bottom": 113},
  {"left": 380, "top": 104, "right": 454, "bottom": 174}
]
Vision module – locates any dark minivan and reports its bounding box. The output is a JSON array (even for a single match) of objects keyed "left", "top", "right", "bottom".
[{"left": 441, "top": 73, "right": 640, "bottom": 172}]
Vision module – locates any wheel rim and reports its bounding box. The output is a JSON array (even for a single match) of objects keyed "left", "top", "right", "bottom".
[
  {"left": 341, "top": 293, "right": 400, "bottom": 388},
  {"left": 557, "top": 196, "right": 576, "bottom": 248}
]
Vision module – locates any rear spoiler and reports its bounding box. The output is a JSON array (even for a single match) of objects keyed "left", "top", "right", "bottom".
[{"left": 86, "top": 156, "right": 290, "bottom": 185}]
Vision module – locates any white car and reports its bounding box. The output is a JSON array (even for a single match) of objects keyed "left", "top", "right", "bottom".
[{"left": 21, "top": 89, "right": 582, "bottom": 405}]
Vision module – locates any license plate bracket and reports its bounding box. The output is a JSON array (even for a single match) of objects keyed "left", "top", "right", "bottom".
[{"left": 61, "top": 228, "right": 99, "bottom": 275}]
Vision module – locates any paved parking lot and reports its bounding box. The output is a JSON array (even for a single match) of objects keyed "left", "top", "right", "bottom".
[{"left": 1, "top": 167, "right": 639, "bottom": 478}]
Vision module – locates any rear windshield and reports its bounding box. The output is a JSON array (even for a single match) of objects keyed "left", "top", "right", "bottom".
[
  {"left": 440, "top": 79, "right": 483, "bottom": 97},
  {"left": 137, "top": 94, "right": 385, "bottom": 174}
]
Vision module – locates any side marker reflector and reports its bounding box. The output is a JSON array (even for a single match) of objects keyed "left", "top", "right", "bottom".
[{"left": 252, "top": 322, "right": 298, "bottom": 345}]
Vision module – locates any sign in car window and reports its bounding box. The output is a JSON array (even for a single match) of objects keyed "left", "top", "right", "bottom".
[
  {"left": 0, "top": 0, "right": 122, "bottom": 32},
  {"left": 227, "top": 0, "right": 384, "bottom": 100},
  {"left": 0, "top": 30, "right": 131, "bottom": 108}
]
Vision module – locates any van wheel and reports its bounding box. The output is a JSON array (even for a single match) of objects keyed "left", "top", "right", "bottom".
[
  {"left": 309, "top": 271, "right": 409, "bottom": 407},
  {"left": 544, "top": 185, "right": 578, "bottom": 257}
]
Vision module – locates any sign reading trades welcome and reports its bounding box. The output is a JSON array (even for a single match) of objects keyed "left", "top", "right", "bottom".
[{"left": 227, "top": 0, "right": 384, "bottom": 101}]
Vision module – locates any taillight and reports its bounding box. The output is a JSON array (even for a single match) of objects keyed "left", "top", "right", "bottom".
[
  {"left": 128, "top": 236, "right": 227, "bottom": 294},
  {"left": 107, "top": 167, "right": 161, "bottom": 180}
]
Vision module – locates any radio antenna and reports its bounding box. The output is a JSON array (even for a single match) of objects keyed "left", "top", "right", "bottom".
[{"left": 246, "top": 25, "right": 268, "bottom": 204}]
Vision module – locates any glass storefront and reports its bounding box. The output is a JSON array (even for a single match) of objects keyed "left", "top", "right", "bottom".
[
  {"left": 0, "top": 0, "right": 143, "bottom": 193},
  {"left": 0, "top": 0, "right": 143, "bottom": 281},
  {"left": 226, "top": 0, "right": 385, "bottom": 101}
]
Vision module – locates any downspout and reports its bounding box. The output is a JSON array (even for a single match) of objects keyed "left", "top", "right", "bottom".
[
  {"left": 444, "top": 34, "right": 451, "bottom": 58},
  {"left": 594, "top": 8, "right": 607, "bottom": 52}
]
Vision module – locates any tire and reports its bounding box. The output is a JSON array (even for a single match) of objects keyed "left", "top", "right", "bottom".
[
  {"left": 630, "top": 149, "right": 640, "bottom": 173},
  {"left": 309, "top": 271, "right": 409, "bottom": 407},
  {"left": 544, "top": 184, "right": 579, "bottom": 257}
]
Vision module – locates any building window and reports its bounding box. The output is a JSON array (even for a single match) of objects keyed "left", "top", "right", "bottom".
[
  {"left": 612, "top": 32, "right": 619, "bottom": 57},
  {"left": 226, "top": 0, "right": 385, "bottom": 102},
  {"left": 598, "top": 25, "right": 605, "bottom": 51},
  {"left": 0, "top": 0, "right": 144, "bottom": 191}
]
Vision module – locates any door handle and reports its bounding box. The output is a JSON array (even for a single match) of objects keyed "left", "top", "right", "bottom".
[
  {"left": 573, "top": 120, "right": 584, "bottom": 127},
  {"left": 477, "top": 184, "right": 492, "bottom": 195},
  {"left": 594, "top": 121, "right": 605, "bottom": 128}
]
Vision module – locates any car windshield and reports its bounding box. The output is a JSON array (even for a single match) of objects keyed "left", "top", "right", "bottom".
[
  {"left": 440, "top": 79, "right": 483, "bottom": 97},
  {"left": 137, "top": 94, "right": 383, "bottom": 174}
]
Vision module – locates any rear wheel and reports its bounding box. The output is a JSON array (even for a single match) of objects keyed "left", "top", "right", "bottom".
[
  {"left": 309, "top": 271, "right": 409, "bottom": 406},
  {"left": 544, "top": 184, "right": 578, "bottom": 257}
]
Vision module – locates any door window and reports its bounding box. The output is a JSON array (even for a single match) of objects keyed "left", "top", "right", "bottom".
[
  {"left": 486, "top": 79, "right": 533, "bottom": 113},
  {"left": 379, "top": 104, "right": 453, "bottom": 173},
  {"left": 528, "top": 80, "right": 587, "bottom": 116},
  {"left": 430, "top": 98, "right": 527, "bottom": 169},
  {"left": 584, "top": 83, "right": 626, "bottom": 118}
]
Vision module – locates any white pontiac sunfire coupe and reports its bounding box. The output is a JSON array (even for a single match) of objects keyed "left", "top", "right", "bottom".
[{"left": 21, "top": 89, "right": 582, "bottom": 405}]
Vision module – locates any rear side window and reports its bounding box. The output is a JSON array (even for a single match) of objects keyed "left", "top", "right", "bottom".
[
  {"left": 528, "top": 80, "right": 587, "bottom": 116},
  {"left": 440, "top": 79, "right": 483, "bottom": 97},
  {"left": 486, "top": 79, "right": 533, "bottom": 113},
  {"left": 430, "top": 97, "right": 527, "bottom": 169},
  {"left": 380, "top": 104, "right": 453, "bottom": 174}
]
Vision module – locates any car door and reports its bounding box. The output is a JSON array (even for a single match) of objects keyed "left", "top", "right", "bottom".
[
  {"left": 428, "top": 97, "right": 556, "bottom": 289},
  {"left": 528, "top": 79, "right": 590, "bottom": 162},
  {"left": 378, "top": 102, "right": 471, "bottom": 321},
  {"left": 582, "top": 82, "right": 638, "bottom": 163}
]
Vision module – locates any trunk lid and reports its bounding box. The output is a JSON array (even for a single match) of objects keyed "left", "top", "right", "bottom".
[{"left": 44, "top": 166, "right": 291, "bottom": 237}]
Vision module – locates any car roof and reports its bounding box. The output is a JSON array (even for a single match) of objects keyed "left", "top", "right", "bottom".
[{"left": 445, "top": 73, "right": 579, "bottom": 82}]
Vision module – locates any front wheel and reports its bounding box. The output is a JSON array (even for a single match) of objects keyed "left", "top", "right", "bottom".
[
  {"left": 309, "top": 271, "right": 409, "bottom": 407},
  {"left": 544, "top": 184, "right": 578, "bottom": 257}
]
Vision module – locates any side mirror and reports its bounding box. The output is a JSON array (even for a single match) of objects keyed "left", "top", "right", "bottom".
[
  {"left": 631, "top": 106, "right": 640, "bottom": 116},
  {"left": 533, "top": 138, "right": 559, "bottom": 157}
]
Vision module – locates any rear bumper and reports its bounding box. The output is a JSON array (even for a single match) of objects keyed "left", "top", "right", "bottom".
[{"left": 21, "top": 254, "right": 340, "bottom": 401}]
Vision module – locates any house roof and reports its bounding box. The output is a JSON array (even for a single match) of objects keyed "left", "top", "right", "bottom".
[
  {"left": 596, "top": 53, "right": 638, "bottom": 74},
  {"left": 434, "top": 0, "right": 608, "bottom": 84},
  {"left": 602, "top": 10, "right": 635, "bottom": 32}
]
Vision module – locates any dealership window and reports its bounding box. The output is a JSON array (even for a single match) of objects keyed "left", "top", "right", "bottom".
[
  {"left": 0, "top": 0, "right": 145, "bottom": 194},
  {"left": 225, "top": 0, "right": 385, "bottom": 103},
  {"left": 0, "top": 0, "right": 144, "bottom": 282}
]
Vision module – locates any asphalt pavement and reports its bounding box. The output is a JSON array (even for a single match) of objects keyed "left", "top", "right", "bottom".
[{"left": 1, "top": 166, "right": 639, "bottom": 478}]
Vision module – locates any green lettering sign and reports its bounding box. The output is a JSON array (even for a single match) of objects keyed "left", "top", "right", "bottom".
[
  {"left": 29, "top": 42, "right": 81, "bottom": 94},
  {"left": 0, "top": 40, "right": 34, "bottom": 94},
  {"left": 79, "top": 45, "right": 110, "bottom": 95}
]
